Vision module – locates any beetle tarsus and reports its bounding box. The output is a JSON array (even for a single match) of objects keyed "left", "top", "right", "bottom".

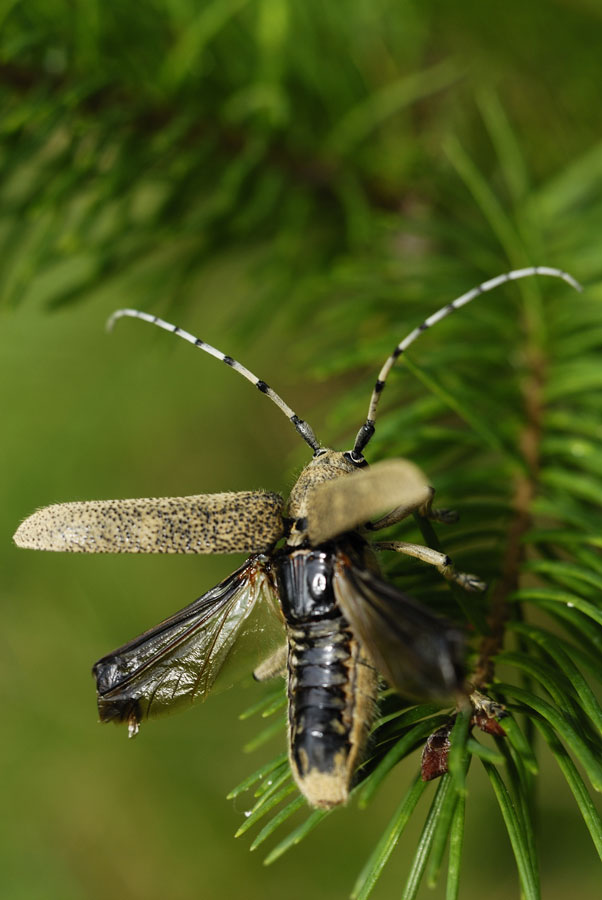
[{"left": 429, "top": 507, "right": 459, "bottom": 524}]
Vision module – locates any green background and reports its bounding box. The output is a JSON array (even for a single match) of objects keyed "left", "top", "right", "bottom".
[{"left": 2, "top": 2, "right": 602, "bottom": 898}]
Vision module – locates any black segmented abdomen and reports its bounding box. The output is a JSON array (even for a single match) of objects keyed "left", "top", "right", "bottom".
[
  {"left": 287, "top": 616, "right": 353, "bottom": 777},
  {"left": 276, "top": 545, "right": 378, "bottom": 808}
]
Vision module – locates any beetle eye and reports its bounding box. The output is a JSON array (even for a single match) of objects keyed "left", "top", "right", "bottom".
[
  {"left": 343, "top": 450, "right": 368, "bottom": 468},
  {"left": 313, "top": 448, "right": 328, "bottom": 458}
]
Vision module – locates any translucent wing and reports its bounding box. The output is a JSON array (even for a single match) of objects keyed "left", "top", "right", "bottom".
[
  {"left": 14, "top": 491, "right": 284, "bottom": 554},
  {"left": 93, "top": 554, "right": 284, "bottom": 730},
  {"left": 333, "top": 554, "right": 464, "bottom": 700},
  {"left": 306, "top": 459, "right": 431, "bottom": 545}
]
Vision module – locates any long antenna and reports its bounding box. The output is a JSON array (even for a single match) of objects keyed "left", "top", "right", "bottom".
[
  {"left": 351, "top": 266, "right": 583, "bottom": 459},
  {"left": 107, "top": 309, "right": 321, "bottom": 453}
]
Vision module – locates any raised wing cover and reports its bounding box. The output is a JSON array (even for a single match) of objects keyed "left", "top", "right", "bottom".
[
  {"left": 14, "top": 491, "right": 284, "bottom": 554},
  {"left": 307, "top": 459, "right": 430, "bottom": 545}
]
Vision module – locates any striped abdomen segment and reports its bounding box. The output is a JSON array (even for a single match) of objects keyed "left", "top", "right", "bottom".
[{"left": 286, "top": 615, "right": 377, "bottom": 808}]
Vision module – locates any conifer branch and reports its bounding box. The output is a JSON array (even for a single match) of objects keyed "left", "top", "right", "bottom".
[
  {"left": 0, "top": 61, "right": 410, "bottom": 214},
  {"left": 473, "top": 331, "right": 545, "bottom": 690}
]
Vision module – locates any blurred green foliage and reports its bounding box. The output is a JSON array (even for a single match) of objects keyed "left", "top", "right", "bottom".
[{"left": 2, "top": 1, "right": 602, "bottom": 898}]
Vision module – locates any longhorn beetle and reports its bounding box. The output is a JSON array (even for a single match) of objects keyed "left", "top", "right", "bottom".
[{"left": 14, "top": 266, "right": 581, "bottom": 809}]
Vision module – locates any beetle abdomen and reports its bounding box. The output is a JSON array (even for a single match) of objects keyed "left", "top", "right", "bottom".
[
  {"left": 276, "top": 545, "right": 378, "bottom": 808},
  {"left": 287, "top": 617, "right": 377, "bottom": 808}
]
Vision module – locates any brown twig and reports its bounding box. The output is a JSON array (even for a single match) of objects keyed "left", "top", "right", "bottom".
[{"left": 472, "top": 343, "right": 545, "bottom": 690}]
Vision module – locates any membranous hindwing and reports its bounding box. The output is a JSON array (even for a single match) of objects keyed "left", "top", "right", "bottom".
[{"left": 93, "top": 554, "right": 285, "bottom": 734}]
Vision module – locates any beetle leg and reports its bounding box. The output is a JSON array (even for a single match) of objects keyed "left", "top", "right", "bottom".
[
  {"left": 253, "top": 644, "right": 288, "bottom": 681},
  {"left": 365, "top": 503, "right": 415, "bottom": 531},
  {"left": 417, "top": 488, "right": 459, "bottom": 524},
  {"left": 367, "top": 485, "right": 435, "bottom": 531},
  {"left": 367, "top": 485, "right": 458, "bottom": 531},
  {"left": 427, "top": 506, "right": 459, "bottom": 524},
  {"left": 372, "top": 541, "right": 486, "bottom": 592}
]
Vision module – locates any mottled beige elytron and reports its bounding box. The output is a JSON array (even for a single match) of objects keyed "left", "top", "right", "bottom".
[
  {"left": 13, "top": 491, "right": 284, "bottom": 554},
  {"left": 305, "top": 458, "right": 430, "bottom": 545}
]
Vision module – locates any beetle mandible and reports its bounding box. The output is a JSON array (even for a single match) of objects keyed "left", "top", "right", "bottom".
[{"left": 14, "top": 265, "right": 581, "bottom": 808}]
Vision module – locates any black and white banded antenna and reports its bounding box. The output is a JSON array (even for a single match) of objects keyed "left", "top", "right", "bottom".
[
  {"left": 106, "top": 309, "right": 321, "bottom": 453},
  {"left": 350, "top": 266, "right": 583, "bottom": 461}
]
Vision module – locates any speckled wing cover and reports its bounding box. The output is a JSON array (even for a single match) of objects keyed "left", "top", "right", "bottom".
[
  {"left": 13, "top": 491, "right": 284, "bottom": 554},
  {"left": 94, "top": 555, "right": 284, "bottom": 727},
  {"left": 306, "top": 459, "right": 431, "bottom": 545},
  {"left": 333, "top": 559, "right": 465, "bottom": 700}
]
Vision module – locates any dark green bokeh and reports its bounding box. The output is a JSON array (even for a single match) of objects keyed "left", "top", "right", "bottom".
[{"left": 3, "top": 2, "right": 602, "bottom": 898}]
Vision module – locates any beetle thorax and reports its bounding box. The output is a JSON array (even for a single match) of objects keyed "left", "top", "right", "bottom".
[{"left": 286, "top": 449, "right": 358, "bottom": 546}]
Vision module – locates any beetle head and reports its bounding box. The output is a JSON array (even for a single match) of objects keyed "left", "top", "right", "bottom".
[{"left": 314, "top": 446, "right": 368, "bottom": 469}]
